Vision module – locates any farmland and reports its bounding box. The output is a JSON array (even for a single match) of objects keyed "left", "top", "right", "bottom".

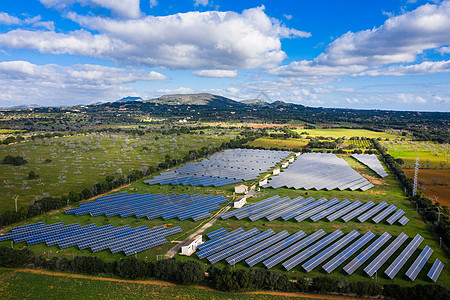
[
  {"left": 247, "top": 137, "right": 308, "bottom": 150},
  {"left": 0, "top": 131, "right": 236, "bottom": 212},
  {"left": 404, "top": 169, "right": 450, "bottom": 206},
  {"left": 293, "top": 128, "right": 401, "bottom": 140}
]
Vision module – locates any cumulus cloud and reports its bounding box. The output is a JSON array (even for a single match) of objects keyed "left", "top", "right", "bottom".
[
  {"left": 355, "top": 60, "right": 450, "bottom": 76},
  {"left": 192, "top": 69, "right": 237, "bottom": 78},
  {"left": 40, "top": 0, "right": 141, "bottom": 19},
  {"left": 0, "top": 12, "right": 54, "bottom": 30},
  {"left": 269, "top": 60, "right": 368, "bottom": 76},
  {"left": 0, "top": 61, "right": 165, "bottom": 107},
  {"left": 316, "top": 1, "right": 450, "bottom": 66},
  {"left": 156, "top": 87, "right": 195, "bottom": 94},
  {"left": 149, "top": 0, "right": 157, "bottom": 8},
  {"left": 0, "top": 7, "right": 310, "bottom": 70}
]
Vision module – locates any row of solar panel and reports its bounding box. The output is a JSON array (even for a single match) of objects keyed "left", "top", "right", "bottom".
[
  {"left": 221, "top": 195, "right": 408, "bottom": 225},
  {"left": 264, "top": 153, "right": 374, "bottom": 191},
  {"left": 66, "top": 192, "right": 227, "bottom": 221},
  {"left": 0, "top": 222, "right": 182, "bottom": 256},
  {"left": 200, "top": 228, "right": 443, "bottom": 282},
  {"left": 351, "top": 154, "right": 388, "bottom": 178},
  {"left": 146, "top": 149, "right": 291, "bottom": 186}
]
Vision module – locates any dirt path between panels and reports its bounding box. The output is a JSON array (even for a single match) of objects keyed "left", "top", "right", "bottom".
[{"left": 8, "top": 268, "right": 374, "bottom": 300}]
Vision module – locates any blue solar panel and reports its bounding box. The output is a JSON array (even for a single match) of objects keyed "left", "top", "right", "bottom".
[
  {"left": 237, "top": 197, "right": 291, "bottom": 220},
  {"left": 266, "top": 197, "right": 314, "bottom": 221},
  {"left": 198, "top": 228, "right": 245, "bottom": 252},
  {"left": 385, "top": 234, "right": 424, "bottom": 279},
  {"left": 372, "top": 204, "right": 397, "bottom": 223},
  {"left": 327, "top": 201, "right": 362, "bottom": 221},
  {"left": 246, "top": 231, "right": 306, "bottom": 267},
  {"left": 398, "top": 216, "right": 409, "bottom": 226},
  {"left": 343, "top": 232, "right": 391, "bottom": 275},
  {"left": 302, "top": 230, "right": 359, "bottom": 272},
  {"left": 405, "top": 245, "right": 433, "bottom": 281},
  {"left": 281, "top": 198, "right": 328, "bottom": 221},
  {"left": 323, "top": 231, "right": 375, "bottom": 273},
  {"left": 207, "top": 228, "right": 228, "bottom": 239},
  {"left": 263, "top": 230, "right": 326, "bottom": 269},
  {"left": 357, "top": 202, "right": 388, "bottom": 222},
  {"left": 386, "top": 209, "right": 405, "bottom": 225},
  {"left": 427, "top": 259, "right": 444, "bottom": 282},
  {"left": 294, "top": 198, "right": 340, "bottom": 222},
  {"left": 310, "top": 200, "right": 351, "bottom": 222},
  {"left": 364, "top": 232, "right": 408, "bottom": 277},
  {"left": 342, "top": 201, "right": 375, "bottom": 222},
  {"left": 226, "top": 230, "right": 290, "bottom": 265},
  {"left": 282, "top": 230, "right": 343, "bottom": 271},
  {"left": 249, "top": 197, "right": 299, "bottom": 221},
  {"left": 220, "top": 196, "right": 281, "bottom": 220}
]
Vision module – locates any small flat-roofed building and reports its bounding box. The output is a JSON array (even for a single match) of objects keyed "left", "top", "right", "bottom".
[
  {"left": 288, "top": 157, "right": 295, "bottom": 162},
  {"left": 281, "top": 162, "right": 289, "bottom": 168},
  {"left": 180, "top": 235, "right": 202, "bottom": 256},
  {"left": 273, "top": 168, "right": 280, "bottom": 175},
  {"left": 234, "top": 184, "right": 248, "bottom": 194},
  {"left": 259, "top": 178, "right": 268, "bottom": 186},
  {"left": 234, "top": 197, "right": 247, "bottom": 208}
]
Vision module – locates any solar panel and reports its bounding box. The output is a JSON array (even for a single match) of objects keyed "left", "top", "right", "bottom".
[
  {"left": 245, "top": 231, "right": 306, "bottom": 267},
  {"left": 207, "top": 228, "right": 228, "bottom": 239},
  {"left": 303, "top": 230, "right": 360, "bottom": 272},
  {"left": 364, "top": 232, "right": 408, "bottom": 277},
  {"left": 398, "top": 216, "right": 409, "bottom": 226},
  {"left": 208, "top": 230, "right": 275, "bottom": 264},
  {"left": 263, "top": 230, "right": 326, "bottom": 269},
  {"left": 294, "top": 198, "right": 340, "bottom": 222},
  {"left": 323, "top": 231, "right": 375, "bottom": 273},
  {"left": 225, "top": 230, "right": 289, "bottom": 265},
  {"left": 386, "top": 209, "right": 405, "bottom": 225},
  {"left": 405, "top": 245, "right": 433, "bottom": 281},
  {"left": 220, "top": 195, "right": 281, "bottom": 220},
  {"left": 281, "top": 198, "right": 328, "bottom": 221},
  {"left": 427, "top": 259, "right": 444, "bottom": 282},
  {"left": 351, "top": 154, "right": 388, "bottom": 177},
  {"left": 310, "top": 200, "right": 351, "bottom": 222},
  {"left": 342, "top": 201, "right": 375, "bottom": 222},
  {"left": 357, "top": 202, "right": 388, "bottom": 222},
  {"left": 343, "top": 232, "right": 391, "bottom": 275},
  {"left": 197, "top": 229, "right": 259, "bottom": 259},
  {"left": 372, "top": 204, "right": 397, "bottom": 223},
  {"left": 327, "top": 201, "right": 362, "bottom": 222},
  {"left": 197, "top": 228, "right": 245, "bottom": 252},
  {"left": 249, "top": 197, "right": 300, "bottom": 221},
  {"left": 282, "top": 230, "right": 343, "bottom": 271},
  {"left": 385, "top": 234, "right": 424, "bottom": 279},
  {"left": 266, "top": 197, "right": 315, "bottom": 221}
]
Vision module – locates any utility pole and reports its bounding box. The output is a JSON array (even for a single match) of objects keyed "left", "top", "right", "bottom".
[{"left": 13, "top": 195, "right": 19, "bottom": 212}]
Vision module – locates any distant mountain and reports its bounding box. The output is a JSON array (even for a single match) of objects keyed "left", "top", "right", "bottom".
[
  {"left": 145, "top": 93, "right": 242, "bottom": 107},
  {"left": 11, "top": 104, "right": 41, "bottom": 109},
  {"left": 240, "top": 99, "right": 270, "bottom": 106},
  {"left": 115, "top": 96, "right": 143, "bottom": 103}
]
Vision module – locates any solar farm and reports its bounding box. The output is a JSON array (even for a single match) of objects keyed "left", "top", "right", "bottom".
[{"left": 0, "top": 147, "right": 447, "bottom": 288}]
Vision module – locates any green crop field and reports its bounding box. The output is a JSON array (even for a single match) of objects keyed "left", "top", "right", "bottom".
[
  {"left": 381, "top": 140, "right": 449, "bottom": 169},
  {"left": 0, "top": 129, "right": 25, "bottom": 134},
  {"left": 294, "top": 128, "right": 401, "bottom": 140},
  {"left": 1, "top": 153, "right": 448, "bottom": 289},
  {"left": 0, "top": 131, "right": 236, "bottom": 212},
  {"left": 0, "top": 269, "right": 301, "bottom": 300},
  {"left": 346, "top": 139, "right": 374, "bottom": 149}
]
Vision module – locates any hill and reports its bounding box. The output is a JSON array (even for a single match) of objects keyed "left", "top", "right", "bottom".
[
  {"left": 115, "top": 96, "right": 143, "bottom": 103},
  {"left": 240, "top": 99, "right": 270, "bottom": 106},
  {"left": 145, "top": 93, "right": 242, "bottom": 107}
]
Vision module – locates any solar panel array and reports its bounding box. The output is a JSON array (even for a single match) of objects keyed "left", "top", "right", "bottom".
[
  {"left": 0, "top": 222, "right": 181, "bottom": 256},
  {"left": 428, "top": 259, "right": 445, "bottom": 282},
  {"left": 351, "top": 154, "right": 388, "bottom": 177},
  {"left": 264, "top": 153, "right": 374, "bottom": 191},
  {"left": 220, "top": 195, "right": 406, "bottom": 225},
  {"left": 198, "top": 228, "right": 442, "bottom": 282},
  {"left": 206, "top": 228, "right": 228, "bottom": 239},
  {"left": 66, "top": 192, "right": 228, "bottom": 221},
  {"left": 145, "top": 149, "right": 291, "bottom": 187}
]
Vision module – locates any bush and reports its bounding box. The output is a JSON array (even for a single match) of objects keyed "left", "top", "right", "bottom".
[
  {"left": 117, "top": 257, "right": 149, "bottom": 279},
  {"left": 28, "top": 171, "right": 39, "bottom": 180},
  {"left": 2, "top": 155, "right": 27, "bottom": 165}
]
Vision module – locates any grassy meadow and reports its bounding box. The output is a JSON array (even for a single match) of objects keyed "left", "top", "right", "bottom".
[
  {"left": 293, "top": 128, "right": 401, "bottom": 139},
  {"left": 0, "top": 131, "right": 235, "bottom": 212}
]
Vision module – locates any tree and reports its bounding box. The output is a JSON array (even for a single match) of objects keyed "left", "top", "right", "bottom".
[
  {"left": 28, "top": 171, "right": 39, "bottom": 180},
  {"left": 176, "top": 261, "right": 204, "bottom": 284}
]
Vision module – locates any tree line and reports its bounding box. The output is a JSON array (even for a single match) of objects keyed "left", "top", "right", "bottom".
[{"left": 0, "top": 247, "right": 448, "bottom": 300}]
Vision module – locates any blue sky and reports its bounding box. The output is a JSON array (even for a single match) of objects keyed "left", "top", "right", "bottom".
[{"left": 0, "top": 0, "right": 449, "bottom": 111}]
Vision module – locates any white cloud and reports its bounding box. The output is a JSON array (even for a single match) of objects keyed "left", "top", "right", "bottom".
[
  {"left": 398, "top": 93, "right": 427, "bottom": 104},
  {"left": 438, "top": 46, "right": 450, "bottom": 54},
  {"left": 149, "top": 0, "right": 157, "bottom": 8},
  {"left": 283, "top": 14, "right": 292, "bottom": 20},
  {"left": 0, "top": 13, "right": 54, "bottom": 30},
  {"left": 156, "top": 87, "right": 195, "bottom": 94},
  {"left": 194, "top": 0, "right": 209, "bottom": 7},
  {"left": 0, "top": 61, "right": 165, "bottom": 107},
  {"left": 316, "top": 1, "right": 450, "bottom": 66},
  {"left": 0, "top": 7, "right": 310, "bottom": 70},
  {"left": 355, "top": 60, "right": 450, "bottom": 76},
  {"left": 40, "top": 0, "right": 141, "bottom": 19},
  {"left": 192, "top": 69, "right": 237, "bottom": 78},
  {"left": 0, "top": 12, "right": 21, "bottom": 25},
  {"left": 269, "top": 60, "right": 368, "bottom": 76}
]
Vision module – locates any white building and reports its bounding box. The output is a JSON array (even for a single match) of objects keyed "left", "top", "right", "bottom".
[
  {"left": 259, "top": 178, "right": 268, "bottom": 186},
  {"left": 180, "top": 235, "right": 202, "bottom": 256},
  {"left": 234, "top": 184, "right": 248, "bottom": 194},
  {"left": 281, "top": 162, "right": 289, "bottom": 168},
  {"left": 273, "top": 168, "right": 280, "bottom": 175},
  {"left": 288, "top": 157, "right": 295, "bottom": 162},
  {"left": 234, "top": 197, "right": 247, "bottom": 208}
]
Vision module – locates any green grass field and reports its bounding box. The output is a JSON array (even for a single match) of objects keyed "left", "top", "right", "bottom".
[
  {"left": 346, "top": 139, "right": 374, "bottom": 149},
  {"left": 381, "top": 140, "right": 449, "bottom": 169},
  {"left": 247, "top": 137, "right": 308, "bottom": 150},
  {"left": 0, "top": 132, "right": 235, "bottom": 212},
  {"left": 0, "top": 269, "right": 305, "bottom": 300},
  {"left": 294, "top": 128, "right": 400, "bottom": 140}
]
